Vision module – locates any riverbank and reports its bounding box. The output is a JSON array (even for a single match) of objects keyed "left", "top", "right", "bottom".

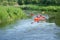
[
  {"left": 20, "top": 5, "right": 60, "bottom": 12},
  {"left": 0, "top": 6, "right": 27, "bottom": 26}
]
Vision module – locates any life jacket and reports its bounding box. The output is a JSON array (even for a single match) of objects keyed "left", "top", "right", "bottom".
[
  {"left": 34, "top": 16, "right": 45, "bottom": 22},
  {"left": 34, "top": 17, "right": 40, "bottom": 22}
]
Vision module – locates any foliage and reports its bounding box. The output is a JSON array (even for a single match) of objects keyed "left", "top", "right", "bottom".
[
  {"left": 0, "top": 0, "right": 60, "bottom": 6},
  {"left": 0, "top": 0, "right": 17, "bottom": 6},
  {"left": 46, "top": 11, "right": 60, "bottom": 26},
  {"left": 20, "top": 5, "right": 60, "bottom": 12},
  {"left": 0, "top": 6, "right": 27, "bottom": 24},
  {"left": 55, "top": 12, "right": 60, "bottom": 26},
  {"left": 17, "top": 0, "right": 60, "bottom": 5}
]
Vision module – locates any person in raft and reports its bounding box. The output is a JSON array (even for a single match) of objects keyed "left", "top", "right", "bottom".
[
  {"left": 30, "top": 13, "right": 34, "bottom": 16},
  {"left": 31, "top": 15, "right": 46, "bottom": 24}
]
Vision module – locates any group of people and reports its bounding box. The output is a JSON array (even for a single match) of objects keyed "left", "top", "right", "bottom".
[
  {"left": 34, "top": 15, "right": 46, "bottom": 22},
  {"left": 30, "top": 13, "right": 46, "bottom": 24}
]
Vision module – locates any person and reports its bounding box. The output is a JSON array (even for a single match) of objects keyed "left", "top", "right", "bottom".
[
  {"left": 30, "top": 13, "right": 34, "bottom": 16},
  {"left": 34, "top": 16, "right": 40, "bottom": 23},
  {"left": 31, "top": 15, "right": 46, "bottom": 24},
  {"left": 39, "top": 15, "right": 46, "bottom": 21},
  {"left": 31, "top": 16, "right": 40, "bottom": 24}
]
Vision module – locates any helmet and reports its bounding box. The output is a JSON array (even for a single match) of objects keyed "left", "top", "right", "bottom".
[{"left": 40, "top": 15, "right": 42, "bottom": 16}]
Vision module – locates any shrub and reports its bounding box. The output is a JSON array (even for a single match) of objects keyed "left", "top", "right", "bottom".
[{"left": 0, "top": 6, "right": 27, "bottom": 24}]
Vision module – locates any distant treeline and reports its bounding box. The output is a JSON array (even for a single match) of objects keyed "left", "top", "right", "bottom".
[
  {"left": 0, "top": 0, "right": 17, "bottom": 6},
  {"left": 18, "top": 0, "right": 60, "bottom": 5},
  {"left": 0, "top": 0, "right": 60, "bottom": 6}
]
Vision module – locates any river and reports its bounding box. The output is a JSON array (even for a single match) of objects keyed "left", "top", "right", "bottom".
[{"left": 0, "top": 10, "right": 60, "bottom": 40}]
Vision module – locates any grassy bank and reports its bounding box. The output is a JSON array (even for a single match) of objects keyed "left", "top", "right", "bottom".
[
  {"left": 20, "top": 5, "right": 60, "bottom": 12},
  {"left": 0, "top": 6, "right": 27, "bottom": 26}
]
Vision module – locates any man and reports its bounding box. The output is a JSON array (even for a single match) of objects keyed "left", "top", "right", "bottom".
[
  {"left": 34, "top": 16, "right": 40, "bottom": 23},
  {"left": 31, "top": 15, "right": 46, "bottom": 24},
  {"left": 39, "top": 15, "right": 46, "bottom": 21}
]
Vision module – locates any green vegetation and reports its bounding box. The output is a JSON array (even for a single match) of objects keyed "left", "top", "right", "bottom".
[
  {"left": 20, "top": 5, "right": 60, "bottom": 12},
  {"left": 0, "top": 0, "right": 60, "bottom": 26},
  {"left": 0, "top": 6, "right": 27, "bottom": 26},
  {"left": 45, "top": 11, "right": 60, "bottom": 26},
  {"left": 55, "top": 12, "right": 60, "bottom": 26},
  {"left": 0, "top": 0, "right": 60, "bottom": 6},
  {"left": 18, "top": 0, "right": 60, "bottom": 6},
  {"left": 0, "top": 0, "right": 17, "bottom": 6}
]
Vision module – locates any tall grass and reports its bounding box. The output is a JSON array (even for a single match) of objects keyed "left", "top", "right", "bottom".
[{"left": 0, "top": 6, "right": 27, "bottom": 25}]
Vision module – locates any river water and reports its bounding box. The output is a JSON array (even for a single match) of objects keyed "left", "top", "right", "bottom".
[{"left": 0, "top": 10, "right": 60, "bottom": 40}]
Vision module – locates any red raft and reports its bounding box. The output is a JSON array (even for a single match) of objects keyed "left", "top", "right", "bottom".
[{"left": 34, "top": 15, "right": 46, "bottom": 22}]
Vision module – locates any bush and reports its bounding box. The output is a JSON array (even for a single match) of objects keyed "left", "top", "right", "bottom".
[
  {"left": 20, "top": 5, "right": 60, "bottom": 12},
  {"left": 55, "top": 12, "right": 60, "bottom": 26},
  {"left": 2, "top": 1, "right": 8, "bottom": 6},
  {"left": 0, "top": 6, "right": 27, "bottom": 24}
]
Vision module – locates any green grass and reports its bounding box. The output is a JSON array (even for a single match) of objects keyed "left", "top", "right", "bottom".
[
  {"left": 20, "top": 5, "right": 60, "bottom": 12},
  {"left": 0, "top": 6, "right": 27, "bottom": 25}
]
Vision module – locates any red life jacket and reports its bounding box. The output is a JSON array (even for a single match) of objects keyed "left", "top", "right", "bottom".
[{"left": 34, "top": 17, "right": 40, "bottom": 22}]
